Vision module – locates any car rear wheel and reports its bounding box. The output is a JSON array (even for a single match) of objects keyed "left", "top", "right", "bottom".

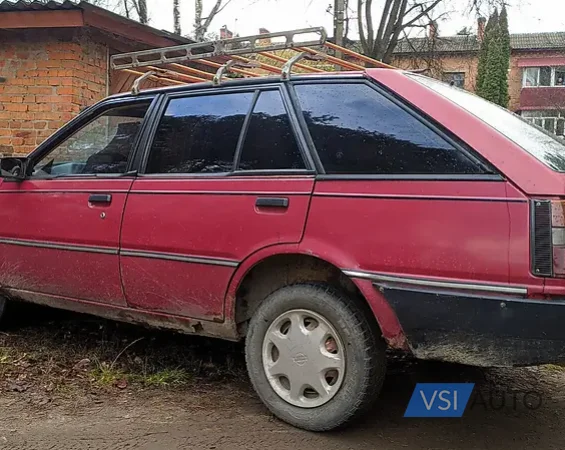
[
  {"left": 0, "top": 297, "right": 7, "bottom": 324},
  {"left": 245, "top": 283, "right": 386, "bottom": 431}
]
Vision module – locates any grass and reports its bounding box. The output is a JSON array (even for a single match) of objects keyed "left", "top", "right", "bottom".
[
  {"left": 135, "top": 368, "right": 191, "bottom": 386},
  {"left": 0, "top": 302, "right": 247, "bottom": 397},
  {"left": 542, "top": 364, "right": 565, "bottom": 373},
  {"left": 89, "top": 363, "right": 192, "bottom": 387}
]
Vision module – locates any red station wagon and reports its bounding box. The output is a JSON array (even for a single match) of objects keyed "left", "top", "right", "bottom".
[{"left": 2, "top": 50, "right": 565, "bottom": 431}]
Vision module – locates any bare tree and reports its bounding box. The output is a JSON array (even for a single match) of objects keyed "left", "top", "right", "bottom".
[
  {"left": 122, "top": 0, "right": 131, "bottom": 18},
  {"left": 352, "top": 0, "right": 508, "bottom": 64},
  {"left": 81, "top": 0, "right": 112, "bottom": 6},
  {"left": 130, "top": 0, "right": 148, "bottom": 24},
  {"left": 356, "top": 0, "right": 444, "bottom": 63},
  {"left": 173, "top": 0, "right": 181, "bottom": 35},
  {"left": 194, "top": 0, "right": 234, "bottom": 41}
]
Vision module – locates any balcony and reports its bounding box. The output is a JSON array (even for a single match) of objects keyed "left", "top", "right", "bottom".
[{"left": 520, "top": 87, "right": 565, "bottom": 110}]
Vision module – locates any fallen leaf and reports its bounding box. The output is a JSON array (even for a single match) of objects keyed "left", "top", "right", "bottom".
[
  {"left": 115, "top": 379, "right": 128, "bottom": 390},
  {"left": 72, "top": 358, "right": 91, "bottom": 371},
  {"left": 7, "top": 382, "right": 27, "bottom": 393},
  {"left": 35, "top": 396, "right": 51, "bottom": 406}
]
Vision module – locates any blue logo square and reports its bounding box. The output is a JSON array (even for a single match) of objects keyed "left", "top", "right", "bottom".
[{"left": 404, "top": 383, "right": 475, "bottom": 417}]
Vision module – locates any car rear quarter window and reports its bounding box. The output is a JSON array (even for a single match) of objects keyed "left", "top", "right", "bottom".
[
  {"left": 409, "top": 73, "right": 565, "bottom": 172},
  {"left": 238, "top": 90, "right": 305, "bottom": 171},
  {"left": 293, "top": 83, "right": 488, "bottom": 175},
  {"left": 146, "top": 92, "right": 253, "bottom": 174}
]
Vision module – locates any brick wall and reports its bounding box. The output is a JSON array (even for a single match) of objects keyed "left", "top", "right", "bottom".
[
  {"left": 0, "top": 28, "right": 108, "bottom": 156},
  {"left": 392, "top": 52, "right": 480, "bottom": 92},
  {"left": 507, "top": 50, "right": 564, "bottom": 111},
  {"left": 392, "top": 50, "right": 564, "bottom": 112}
]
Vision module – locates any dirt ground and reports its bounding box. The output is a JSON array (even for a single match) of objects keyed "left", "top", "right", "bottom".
[{"left": 0, "top": 303, "right": 564, "bottom": 450}]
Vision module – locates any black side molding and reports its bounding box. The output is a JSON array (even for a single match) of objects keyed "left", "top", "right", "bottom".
[
  {"left": 380, "top": 284, "right": 565, "bottom": 367},
  {"left": 256, "top": 197, "right": 289, "bottom": 208}
]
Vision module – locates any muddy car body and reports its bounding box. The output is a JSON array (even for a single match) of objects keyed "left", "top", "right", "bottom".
[{"left": 2, "top": 69, "right": 565, "bottom": 430}]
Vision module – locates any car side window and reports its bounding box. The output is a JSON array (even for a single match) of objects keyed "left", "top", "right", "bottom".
[
  {"left": 146, "top": 92, "right": 254, "bottom": 174},
  {"left": 294, "top": 83, "right": 488, "bottom": 175},
  {"left": 238, "top": 90, "right": 305, "bottom": 171},
  {"left": 31, "top": 102, "right": 150, "bottom": 177}
]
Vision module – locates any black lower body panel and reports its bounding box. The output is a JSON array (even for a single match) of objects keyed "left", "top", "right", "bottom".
[{"left": 381, "top": 285, "right": 565, "bottom": 367}]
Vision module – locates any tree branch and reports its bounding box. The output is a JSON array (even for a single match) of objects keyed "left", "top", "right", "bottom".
[
  {"left": 357, "top": 0, "right": 368, "bottom": 53},
  {"left": 199, "top": 0, "right": 234, "bottom": 39},
  {"left": 375, "top": 0, "right": 393, "bottom": 51},
  {"left": 383, "top": 0, "right": 408, "bottom": 62},
  {"left": 365, "top": 0, "right": 375, "bottom": 51},
  {"left": 378, "top": 0, "right": 402, "bottom": 57},
  {"left": 403, "top": 0, "right": 442, "bottom": 27}
]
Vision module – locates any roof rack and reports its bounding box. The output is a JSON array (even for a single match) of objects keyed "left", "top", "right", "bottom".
[{"left": 110, "top": 27, "right": 395, "bottom": 94}]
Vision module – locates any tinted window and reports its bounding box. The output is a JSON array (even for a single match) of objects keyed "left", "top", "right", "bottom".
[
  {"left": 294, "top": 83, "right": 487, "bottom": 175},
  {"left": 410, "top": 73, "right": 565, "bottom": 172},
  {"left": 32, "top": 102, "right": 150, "bottom": 177},
  {"left": 238, "top": 91, "right": 305, "bottom": 170},
  {"left": 147, "top": 92, "right": 253, "bottom": 174}
]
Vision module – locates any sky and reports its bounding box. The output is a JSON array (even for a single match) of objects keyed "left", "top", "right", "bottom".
[{"left": 137, "top": 0, "right": 565, "bottom": 40}]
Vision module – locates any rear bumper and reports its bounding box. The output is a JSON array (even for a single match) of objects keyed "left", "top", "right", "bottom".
[{"left": 381, "top": 285, "right": 565, "bottom": 367}]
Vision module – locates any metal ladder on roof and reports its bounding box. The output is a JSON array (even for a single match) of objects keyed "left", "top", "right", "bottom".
[{"left": 110, "top": 27, "right": 394, "bottom": 94}]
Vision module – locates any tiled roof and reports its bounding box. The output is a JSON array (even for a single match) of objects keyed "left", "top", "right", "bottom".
[
  {"left": 0, "top": 1, "right": 191, "bottom": 44},
  {"left": 393, "top": 35, "right": 480, "bottom": 53},
  {"left": 511, "top": 32, "right": 565, "bottom": 50},
  {"left": 392, "top": 31, "right": 565, "bottom": 54},
  {"left": 0, "top": 0, "right": 80, "bottom": 11}
]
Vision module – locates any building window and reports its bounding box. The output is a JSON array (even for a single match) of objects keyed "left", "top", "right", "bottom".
[
  {"left": 556, "top": 67, "right": 565, "bottom": 86},
  {"left": 523, "top": 66, "right": 565, "bottom": 87},
  {"left": 522, "top": 110, "right": 565, "bottom": 137},
  {"left": 442, "top": 72, "right": 465, "bottom": 88}
]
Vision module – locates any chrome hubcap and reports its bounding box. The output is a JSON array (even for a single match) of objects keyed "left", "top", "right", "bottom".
[{"left": 262, "top": 309, "right": 345, "bottom": 408}]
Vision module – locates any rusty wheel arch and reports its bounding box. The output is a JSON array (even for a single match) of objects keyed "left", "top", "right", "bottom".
[{"left": 233, "top": 253, "right": 379, "bottom": 337}]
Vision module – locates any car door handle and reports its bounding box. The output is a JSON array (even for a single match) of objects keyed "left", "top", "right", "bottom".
[
  {"left": 255, "top": 197, "right": 289, "bottom": 208},
  {"left": 89, "top": 194, "right": 112, "bottom": 204}
]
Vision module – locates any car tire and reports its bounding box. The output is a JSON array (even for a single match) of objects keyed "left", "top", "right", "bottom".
[
  {"left": 245, "top": 283, "right": 386, "bottom": 431},
  {"left": 0, "top": 297, "right": 7, "bottom": 325}
]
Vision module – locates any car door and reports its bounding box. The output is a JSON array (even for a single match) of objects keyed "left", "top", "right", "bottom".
[
  {"left": 120, "top": 85, "right": 315, "bottom": 321},
  {"left": 0, "top": 97, "right": 155, "bottom": 306}
]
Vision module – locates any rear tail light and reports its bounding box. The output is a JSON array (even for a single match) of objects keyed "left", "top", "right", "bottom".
[
  {"left": 551, "top": 201, "right": 565, "bottom": 276},
  {"left": 531, "top": 199, "right": 565, "bottom": 277}
]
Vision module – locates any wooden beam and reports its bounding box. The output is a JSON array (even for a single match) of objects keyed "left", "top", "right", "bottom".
[
  {"left": 231, "top": 55, "right": 281, "bottom": 74},
  {"left": 146, "top": 66, "right": 207, "bottom": 83},
  {"left": 83, "top": 10, "right": 181, "bottom": 48},
  {"left": 324, "top": 42, "right": 395, "bottom": 69},
  {"left": 197, "top": 59, "right": 260, "bottom": 78},
  {"left": 0, "top": 10, "right": 84, "bottom": 29},
  {"left": 294, "top": 47, "right": 365, "bottom": 70},
  {"left": 257, "top": 52, "right": 324, "bottom": 73},
  {"left": 168, "top": 63, "right": 215, "bottom": 80},
  {"left": 122, "top": 69, "right": 184, "bottom": 87},
  {"left": 111, "top": 70, "right": 133, "bottom": 95}
]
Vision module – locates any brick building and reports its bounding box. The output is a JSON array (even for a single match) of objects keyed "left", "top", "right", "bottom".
[
  {"left": 390, "top": 20, "right": 565, "bottom": 137},
  {"left": 0, "top": 1, "right": 191, "bottom": 155}
]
